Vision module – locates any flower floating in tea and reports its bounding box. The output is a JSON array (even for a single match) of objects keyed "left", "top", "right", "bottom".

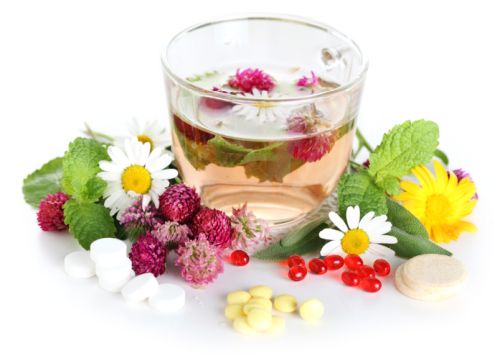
[{"left": 231, "top": 89, "right": 289, "bottom": 123}]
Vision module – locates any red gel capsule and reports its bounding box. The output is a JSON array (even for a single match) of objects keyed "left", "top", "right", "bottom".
[
  {"left": 230, "top": 250, "right": 249, "bottom": 266},
  {"left": 288, "top": 265, "right": 307, "bottom": 281},
  {"left": 324, "top": 255, "right": 344, "bottom": 270},
  {"left": 308, "top": 258, "right": 327, "bottom": 275},
  {"left": 344, "top": 254, "right": 363, "bottom": 270},
  {"left": 288, "top": 255, "right": 305, "bottom": 268},
  {"left": 356, "top": 265, "right": 376, "bottom": 279},
  {"left": 360, "top": 278, "right": 382, "bottom": 293},
  {"left": 373, "top": 259, "right": 391, "bottom": 276},
  {"left": 341, "top": 271, "right": 361, "bottom": 287}
]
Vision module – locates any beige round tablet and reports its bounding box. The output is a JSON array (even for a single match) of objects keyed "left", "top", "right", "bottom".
[
  {"left": 395, "top": 257, "right": 467, "bottom": 302},
  {"left": 403, "top": 254, "right": 467, "bottom": 290},
  {"left": 395, "top": 265, "right": 443, "bottom": 301}
]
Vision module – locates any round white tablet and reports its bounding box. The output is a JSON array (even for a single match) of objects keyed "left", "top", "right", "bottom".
[
  {"left": 96, "top": 258, "right": 132, "bottom": 282},
  {"left": 148, "top": 283, "right": 186, "bottom": 313},
  {"left": 121, "top": 273, "right": 159, "bottom": 303},
  {"left": 64, "top": 251, "right": 95, "bottom": 279},
  {"left": 90, "top": 238, "right": 127, "bottom": 267},
  {"left": 98, "top": 271, "right": 133, "bottom": 293}
]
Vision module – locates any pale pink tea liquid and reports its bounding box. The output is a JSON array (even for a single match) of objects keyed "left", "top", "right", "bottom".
[{"left": 169, "top": 65, "right": 357, "bottom": 225}]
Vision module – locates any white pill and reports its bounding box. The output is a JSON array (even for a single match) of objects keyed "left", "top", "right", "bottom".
[
  {"left": 121, "top": 273, "right": 159, "bottom": 303},
  {"left": 64, "top": 251, "right": 95, "bottom": 278},
  {"left": 96, "top": 257, "right": 132, "bottom": 282},
  {"left": 148, "top": 283, "right": 186, "bottom": 313},
  {"left": 90, "top": 238, "right": 127, "bottom": 267},
  {"left": 98, "top": 270, "right": 134, "bottom": 293}
]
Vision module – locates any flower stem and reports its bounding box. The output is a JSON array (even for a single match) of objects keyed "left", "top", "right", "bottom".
[
  {"left": 83, "top": 122, "right": 114, "bottom": 143},
  {"left": 355, "top": 128, "right": 374, "bottom": 153}
]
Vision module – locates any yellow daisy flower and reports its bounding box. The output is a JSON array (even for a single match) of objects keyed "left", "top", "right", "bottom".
[{"left": 394, "top": 160, "right": 477, "bottom": 243}]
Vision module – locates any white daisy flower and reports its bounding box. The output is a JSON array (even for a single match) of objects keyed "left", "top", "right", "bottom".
[
  {"left": 231, "top": 88, "right": 289, "bottom": 123},
  {"left": 319, "top": 205, "right": 398, "bottom": 258},
  {"left": 98, "top": 139, "right": 178, "bottom": 219},
  {"left": 118, "top": 119, "right": 171, "bottom": 152}
]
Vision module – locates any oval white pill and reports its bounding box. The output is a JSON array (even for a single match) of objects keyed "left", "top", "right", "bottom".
[
  {"left": 90, "top": 238, "right": 127, "bottom": 267},
  {"left": 121, "top": 273, "right": 159, "bottom": 303},
  {"left": 148, "top": 283, "right": 186, "bottom": 313},
  {"left": 64, "top": 251, "right": 95, "bottom": 279},
  {"left": 99, "top": 271, "right": 133, "bottom": 293}
]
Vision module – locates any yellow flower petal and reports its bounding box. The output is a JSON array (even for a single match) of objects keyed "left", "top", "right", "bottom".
[{"left": 396, "top": 161, "right": 478, "bottom": 244}]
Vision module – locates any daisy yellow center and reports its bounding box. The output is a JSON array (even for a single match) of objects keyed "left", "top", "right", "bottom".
[
  {"left": 341, "top": 229, "right": 370, "bottom": 255},
  {"left": 137, "top": 134, "right": 154, "bottom": 149},
  {"left": 121, "top": 165, "right": 152, "bottom": 194},
  {"left": 425, "top": 194, "right": 451, "bottom": 223},
  {"left": 254, "top": 103, "right": 274, "bottom": 109}
]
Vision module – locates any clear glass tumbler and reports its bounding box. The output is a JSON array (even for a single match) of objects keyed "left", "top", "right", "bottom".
[{"left": 162, "top": 14, "right": 367, "bottom": 226}]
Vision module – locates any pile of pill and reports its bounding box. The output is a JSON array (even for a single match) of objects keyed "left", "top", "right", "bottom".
[
  {"left": 395, "top": 254, "right": 467, "bottom": 301},
  {"left": 225, "top": 285, "right": 324, "bottom": 335},
  {"left": 90, "top": 238, "right": 134, "bottom": 292},
  {"left": 287, "top": 254, "right": 390, "bottom": 293},
  {"left": 64, "top": 238, "right": 186, "bottom": 312}
]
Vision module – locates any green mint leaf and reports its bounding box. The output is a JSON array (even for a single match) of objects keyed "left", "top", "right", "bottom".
[
  {"left": 239, "top": 142, "right": 283, "bottom": 164},
  {"left": 61, "top": 138, "right": 109, "bottom": 203},
  {"left": 337, "top": 171, "right": 388, "bottom": 216},
  {"left": 207, "top": 136, "right": 251, "bottom": 166},
  {"left": 63, "top": 200, "right": 116, "bottom": 250},
  {"left": 386, "top": 198, "right": 428, "bottom": 238},
  {"left": 22, "top": 157, "right": 64, "bottom": 207},
  {"left": 173, "top": 128, "right": 212, "bottom": 170},
  {"left": 208, "top": 136, "right": 284, "bottom": 167},
  {"left": 386, "top": 227, "right": 451, "bottom": 259},
  {"left": 368, "top": 120, "right": 439, "bottom": 195},
  {"left": 186, "top": 70, "right": 218, "bottom": 82},
  {"left": 434, "top": 148, "right": 449, "bottom": 165}
]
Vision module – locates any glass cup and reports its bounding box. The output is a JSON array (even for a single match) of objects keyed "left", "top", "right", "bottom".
[{"left": 161, "top": 14, "right": 367, "bottom": 226}]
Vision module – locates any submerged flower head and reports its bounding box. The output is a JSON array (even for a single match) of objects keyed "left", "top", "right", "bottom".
[
  {"left": 118, "top": 119, "right": 171, "bottom": 152},
  {"left": 286, "top": 112, "right": 332, "bottom": 162},
  {"left": 129, "top": 233, "right": 167, "bottom": 277},
  {"left": 288, "top": 135, "right": 331, "bottom": 162},
  {"left": 230, "top": 203, "right": 272, "bottom": 254},
  {"left": 98, "top": 139, "right": 178, "bottom": 219},
  {"left": 159, "top": 184, "right": 201, "bottom": 223},
  {"left": 296, "top": 71, "right": 319, "bottom": 88},
  {"left": 37, "top": 192, "right": 70, "bottom": 231},
  {"left": 228, "top": 68, "right": 275, "bottom": 93},
  {"left": 191, "top": 208, "right": 232, "bottom": 249},
  {"left": 175, "top": 233, "right": 224, "bottom": 287},
  {"left": 319, "top": 205, "right": 397, "bottom": 258},
  {"left": 119, "top": 197, "right": 163, "bottom": 240},
  {"left": 152, "top": 221, "right": 192, "bottom": 250},
  {"left": 395, "top": 160, "right": 478, "bottom": 243},
  {"left": 231, "top": 89, "right": 288, "bottom": 123}
]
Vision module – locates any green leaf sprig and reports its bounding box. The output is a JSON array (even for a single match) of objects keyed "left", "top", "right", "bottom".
[
  {"left": 256, "top": 119, "right": 451, "bottom": 260},
  {"left": 23, "top": 137, "right": 116, "bottom": 249}
]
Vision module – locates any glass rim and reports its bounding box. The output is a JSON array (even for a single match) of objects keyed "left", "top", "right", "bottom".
[{"left": 161, "top": 13, "right": 369, "bottom": 104}]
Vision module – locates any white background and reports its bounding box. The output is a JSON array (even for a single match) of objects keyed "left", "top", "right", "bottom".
[{"left": 1, "top": 0, "right": 498, "bottom": 360}]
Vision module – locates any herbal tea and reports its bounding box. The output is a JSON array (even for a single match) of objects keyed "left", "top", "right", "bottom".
[{"left": 168, "top": 65, "right": 358, "bottom": 225}]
